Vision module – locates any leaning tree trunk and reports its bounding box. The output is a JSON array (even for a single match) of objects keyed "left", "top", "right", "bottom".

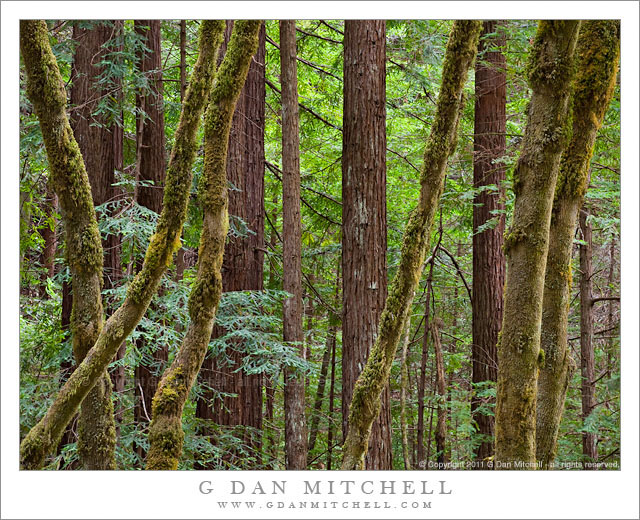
[
  {"left": 19, "top": 20, "right": 225, "bottom": 469},
  {"left": 471, "top": 20, "right": 506, "bottom": 466},
  {"left": 341, "top": 19, "right": 392, "bottom": 470},
  {"left": 196, "top": 22, "right": 266, "bottom": 469},
  {"left": 146, "top": 20, "right": 261, "bottom": 470},
  {"left": 279, "top": 19, "right": 308, "bottom": 470},
  {"left": 535, "top": 20, "right": 620, "bottom": 468},
  {"left": 494, "top": 20, "right": 580, "bottom": 468},
  {"left": 341, "top": 20, "right": 482, "bottom": 470},
  {"left": 579, "top": 209, "right": 598, "bottom": 467}
]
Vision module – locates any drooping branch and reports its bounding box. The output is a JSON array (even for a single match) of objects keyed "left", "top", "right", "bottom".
[
  {"left": 19, "top": 20, "right": 226, "bottom": 469},
  {"left": 146, "top": 20, "right": 261, "bottom": 470},
  {"left": 341, "top": 20, "right": 482, "bottom": 470}
]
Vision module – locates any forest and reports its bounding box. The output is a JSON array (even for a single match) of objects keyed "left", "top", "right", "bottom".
[{"left": 18, "top": 19, "right": 621, "bottom": 471}]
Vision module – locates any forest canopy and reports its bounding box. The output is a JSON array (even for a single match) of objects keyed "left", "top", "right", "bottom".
[{"left": 18, "top": 19, "right": 621, "bottom": 472}]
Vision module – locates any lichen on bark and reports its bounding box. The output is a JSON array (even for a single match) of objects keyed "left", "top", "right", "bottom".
[
  {"left": 494, "top": 20, "right": 581, "bottom": 468},
  {"left": 536, "top": 20, "right": 619, "bottom": 469},
  {"left": 19, "top": 19, "right": 225, "bottom": 469},
  {"left": 146, "top": 20, "right": 261, "bottom": 471},
  {"left": 341, "top": 20, "right": 482, "bottom": 470}
]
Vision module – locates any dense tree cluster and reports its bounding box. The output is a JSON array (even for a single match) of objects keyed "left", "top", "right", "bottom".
[{"left": 19, "top": 19, "right": 620, "bottom": 470}]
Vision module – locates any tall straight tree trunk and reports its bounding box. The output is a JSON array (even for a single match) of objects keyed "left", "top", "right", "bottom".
[
  {"left": 20, "top": 19, "right": 225, "bottom": 470},
  {"left": 326, "top": 320, "right": 338, "bottom": 470},
  {"left": 133, "top": 20, "right": 168, "bottom": 463},
  {"left": 279, "top": 19, "right": 307, "bottom": 470},
  {"left": 69, "top": 19, "right": 124, "bottom": 470},
  {"left": 432, "top": 317, "right": 447, "bottom": 464},
  {"left": 579, "top": 209, "right": 597, "bottom": 466},
  {"left": 146, "top": 20, "right": 260, "bottom": 470},
  {"left": 495, "top": 20, "right": 580, "bottom": 468},
  {"left": 417, "top": 256, "right": 435, "bottom": 466},
  {"left": 341, "top": 21, "right": 482, "bottom": 470},
  {"left": 399, "top": 321, "right": 412, "bottom": 470},
  {"left": 38, "top": 186, "right": 57, "bottom": 292},
  {"left": 471, "top": 20, "right": 506, "bottom": 466},
  {"left": 535, "top": 20, "right": 620, "bottom": 468},
  {"left": 195, "top": 22, "right": 265, "bottom": 468},
  {"left": 341, "top": 19, "right": 392, "bottom": 470}
]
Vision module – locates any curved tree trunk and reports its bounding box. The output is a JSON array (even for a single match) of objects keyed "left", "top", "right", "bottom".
[
  {"left": 341, "top": 20, "right": 482, "bottom": 470},
  {"left": 341, "top": 19, "right": 392, "bottom": 470},
  {"left": 20, "top": 20, "right": 225, "bottom": 469},
  {"left": 471, "top": 20, "right": 506, "bottom": 466},
  {"left": 495, "top": 20, "right": 580, "bottom": 468},
  {"left": 146, "top": 20, "right": 261, "bottom": 470},
  {"left": 535, "top": 20, "right": 620, "bottom": 468}
]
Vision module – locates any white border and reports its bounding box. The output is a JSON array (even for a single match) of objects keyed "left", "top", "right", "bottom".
[{"left": 2, "top": 2, "right": 638, "bottom": 519}]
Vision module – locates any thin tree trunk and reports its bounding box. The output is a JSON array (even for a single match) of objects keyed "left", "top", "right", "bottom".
[
  {"left": 341, "top": 19, "right": 392, "bottom": 470},
  {"left": 20, "top": 19, "right": 225, "bottom": 469},
  {"left": 341, "top": 20, "right": 482, "bottom": 470},
  {"left": 432, "top": 317, "right": 447, "bottom": 464},
  {"left": 579, "top": 209, "right": 597, "bottom": 467},
  {"left": 146, "top": 20, "right": 260, "bottom": 470},
  {"left": 495, "top": 20, "right": 581, "bottom": 468},
  {"left": 399, "top": 321, "right": 412, "bottom": 470},
  {"left": 39, "top": 187, "right": 57, "bottom": 292},
  {"left": 279, "top": 19, "right": 307, "bottom": 470},
  {"left": 326, "top": 318, "right": 337, "bottom": 471},
  {"left": 535, "top": 21, "right": 620, "bottom": 468},
  {"left": 133, "top": 20, "right": 168, "bottom": 463},
  {"left": 307, "top": 321, "right": 335, "bottom": 461},
  {"left": 472, "top": 20, "right": 506, "bottom": 466},
  {"left": 417, "top": 256, "right": 435, "bottom": 467}
]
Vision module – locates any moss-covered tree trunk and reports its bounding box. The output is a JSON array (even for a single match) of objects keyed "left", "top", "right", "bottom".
[
  {"left": 146, "top": 20, "right": 261, "bottom": 470},
  {"left": 19, "top": 20, "right": 225, "bottom": 469},
  {"left": 20, "top": 19, "right": 107, "bottom": 469},
  {"left": 494, "top": 20, "right": 580, "bottom": 468},
  {"left": 535, "top": 20, "right": 620, "bottom": 468},
  {"left": 341, "top": 20, "right": 482, "bottom": 470}
]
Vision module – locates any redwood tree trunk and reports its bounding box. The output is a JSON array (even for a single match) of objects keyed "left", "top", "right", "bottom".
[
  {"left": 280, "top": 19, "right": 307, "bottom": 470},
  {"left": 341, "top": 19, "right": 392, "bottom": 470},
  {"left": 132, "top": 20, "right": 167, "bottom": 463},
  {"left": 196, "top": 21, "right": 265, "bottom": 468},
  {"left": 471, "top": 20, "right": 506, "bottom": 465},
  {"left": 579, "top": 209, "right": 598, "bottom": 466},
  {"left": 69, "top": 19, "right": 124, "bottom": 470}
]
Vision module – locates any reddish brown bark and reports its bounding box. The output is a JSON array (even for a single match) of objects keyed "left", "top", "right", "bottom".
[
  {"left": 132, "top": 20, "right": 167, "bottom": 462},
  {"left": 579, "top": 209, "right": 597, "bottom": 466},
  {"left": 341, "top": 19, "right": 392, "bottom": 470},
  {"left": 280, "top": 19, "right": 307, "bottom": 470},
  {"left": 471, "top": 20, "right": 506, "bottom": 465}
]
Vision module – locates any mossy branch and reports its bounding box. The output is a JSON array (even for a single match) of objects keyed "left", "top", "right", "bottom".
[
  {"left": 340, "top": 20, "right": 482, "bottom": 470},
  {"left": 146, "top": 20, "right": 261, "bottom": 471},
  {"left": 19, "top": 20, "right": 226, "bottom": 469},
  {"left": 536, "top": 20, "right": 620, "bottom": 468}
]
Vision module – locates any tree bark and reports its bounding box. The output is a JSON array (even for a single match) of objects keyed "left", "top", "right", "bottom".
[
  {"left": 432, "top": 317, "right": 448, "bottom": 464},
  {"left": 196, "top": 22, "right": 265, "bottom": 468},
  {"left": 20, "top": 19, "right": 225, "bottom": 469},
  {"left": 341, "top": 19, "right": 392, "bottom": 470},
  {"left": 341, "top": 20, "right": 482, "bottom": 470},
  {"left": 399, "top": 320, "right": 412, "bottom": 470},
  {"left": 579, "top": 209, "right": 598, "bottom": 467},
  {"left": 146, "top": 20, "right": 260, "bottom": 470},
  {"left": 495, "top": 20, "right": 580, "bottom": 468},
  {"left": 133, "top": 20, "right": 168, "bottom": 463},
  {"left": 279, "top": 19, "right": 308, "bottom": 470},
  {"left": 535, "top": 20, "right": 620, "bottom": 468},
  {"left": 472, "top": 20, "right": 506, "bottom": 466}
]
